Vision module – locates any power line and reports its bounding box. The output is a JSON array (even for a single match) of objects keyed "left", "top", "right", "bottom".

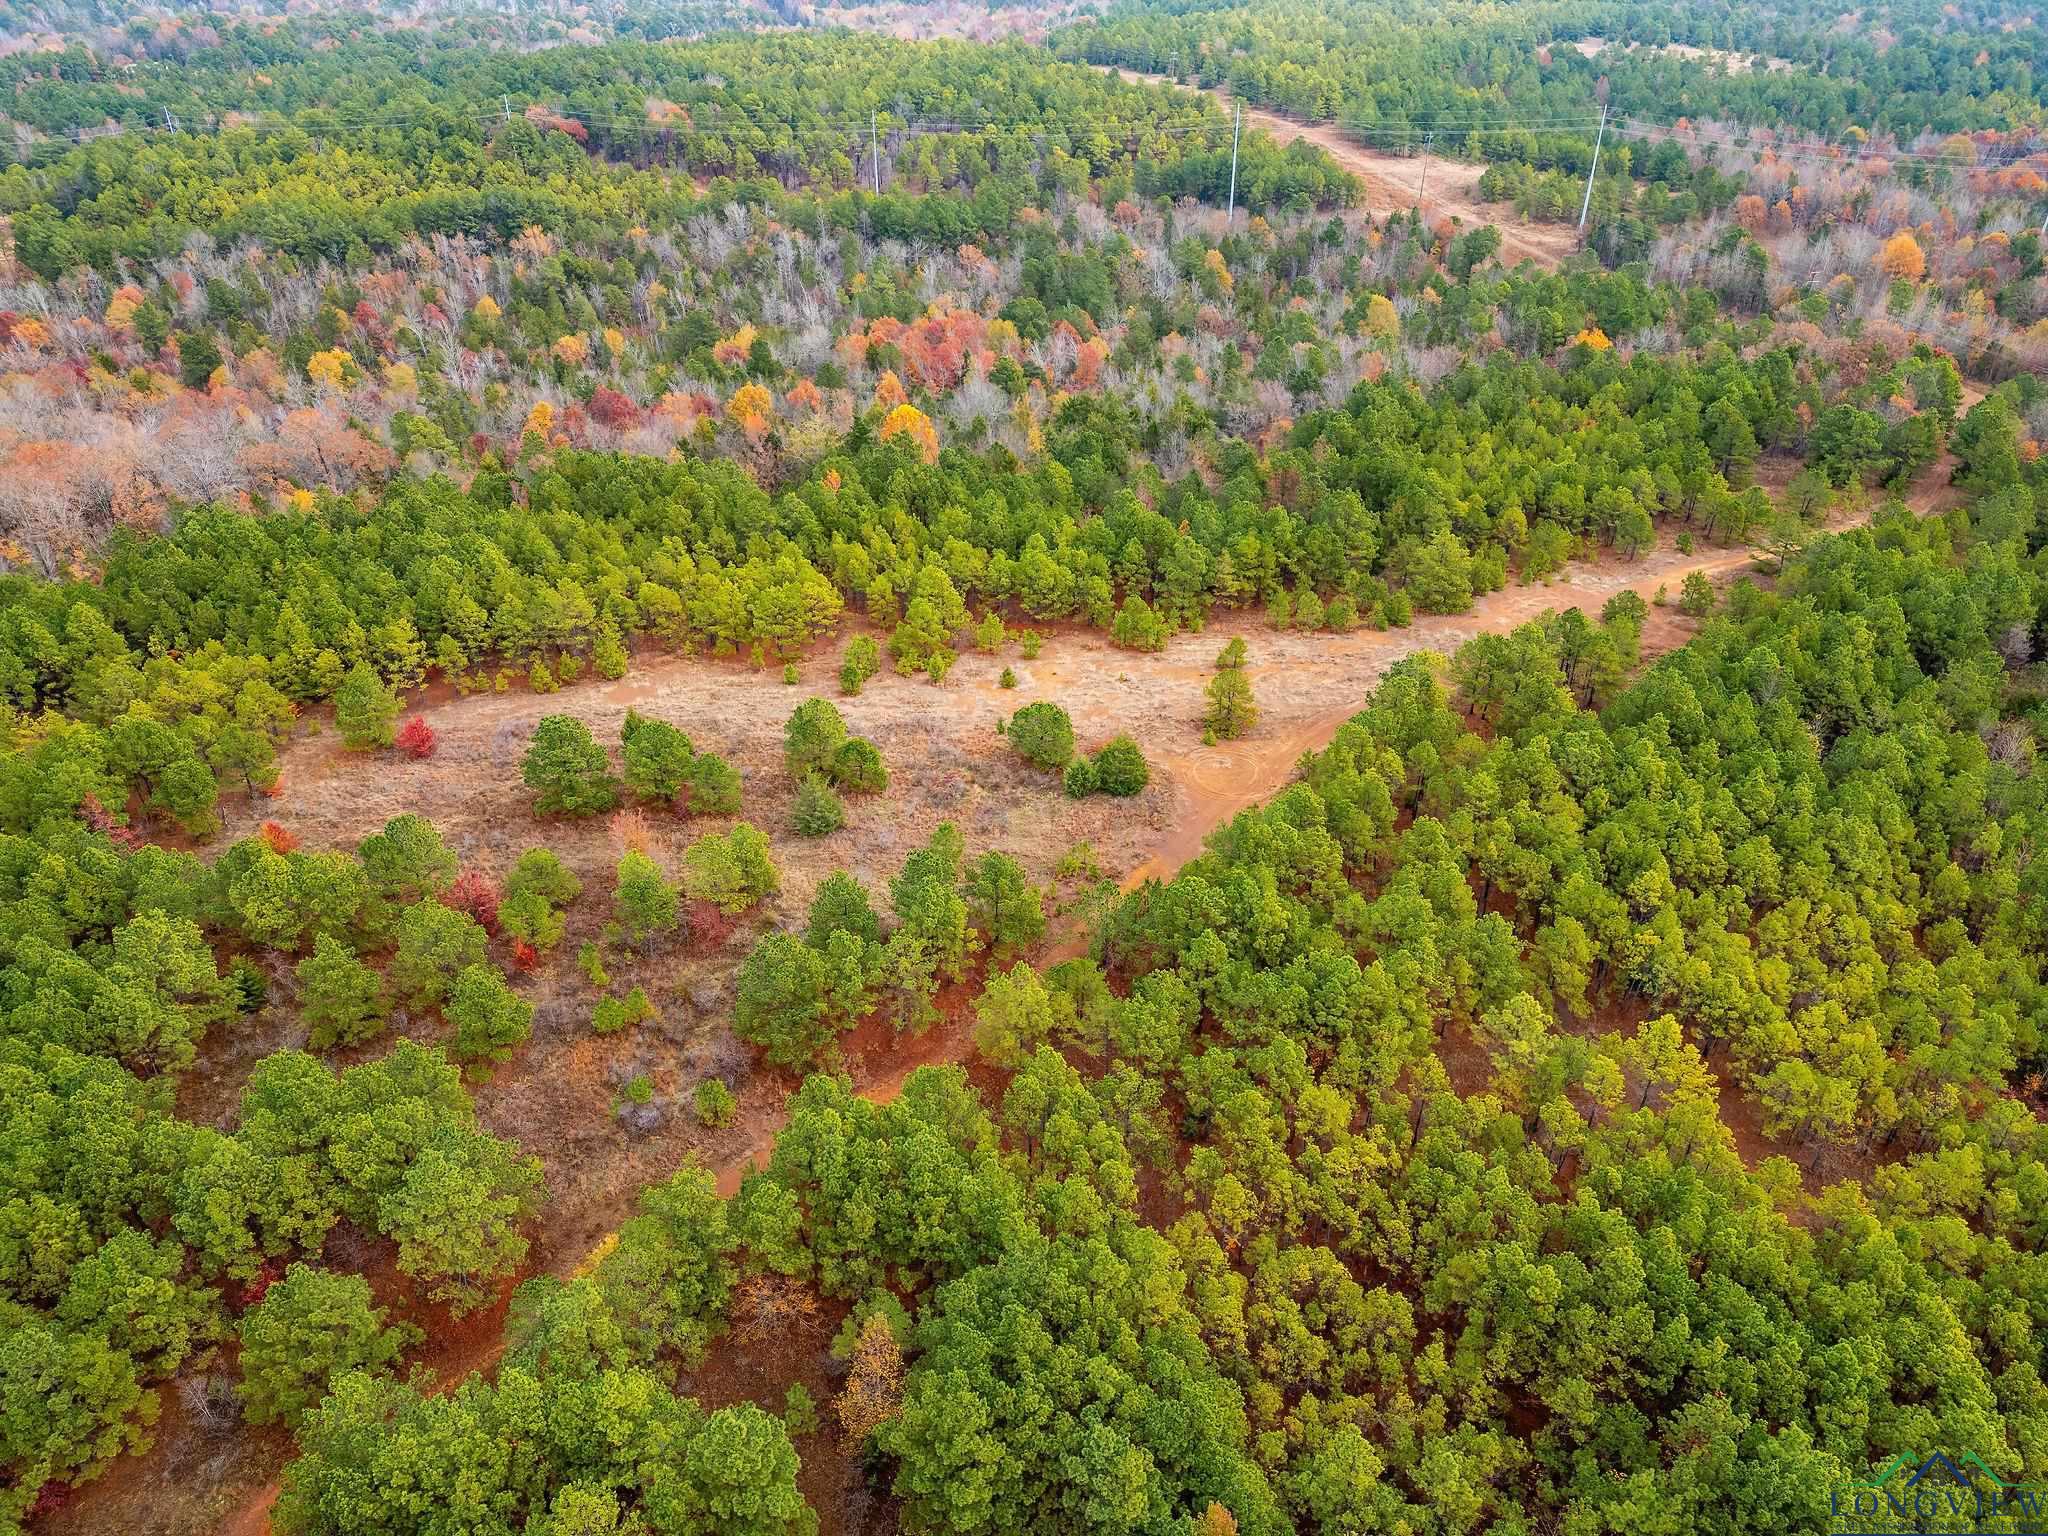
[
  {"left": 8, "top": 86, "right": 1762, "bottom": 151},
  {"left": 19, "top": 81, "right": 2044, "bottom": 197},
  {"left": 1577, "top": 102, "right": 1608, "bottom": 234}
]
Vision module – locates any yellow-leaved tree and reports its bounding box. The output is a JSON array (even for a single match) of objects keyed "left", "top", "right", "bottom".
[
  {"left": 104, "top": 286, "right": 145, "bottom": 330},
  {"left": 835, "top": 1312, "right": 905, "bottom": 1449},
  {"left": 1879, "top": 231, "right": 1927, "bottom": 282},
  {"left": 306, "top": 348, "right": 353, "bottom": 390},
  {"left": 879, "top": 403, "right": 939, "bottom": 464},
  {"left": 726, "top": 383, "right": 774, "bottom": 438},
  {"left": 1365, "top": 292, "right": 1399, "bottom": 341}
]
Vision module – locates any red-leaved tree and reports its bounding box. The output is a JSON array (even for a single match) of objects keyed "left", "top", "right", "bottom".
[
  {"left": 446, "top": 869, "right": 500, "bottom": 935},
  {"left": 396, "top": 716, "right": 437, "bottom": 759}
]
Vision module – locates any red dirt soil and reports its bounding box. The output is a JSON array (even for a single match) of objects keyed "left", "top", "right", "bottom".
[{"left": 95, "top": 459, "right": 1957, "bottom": 1536}]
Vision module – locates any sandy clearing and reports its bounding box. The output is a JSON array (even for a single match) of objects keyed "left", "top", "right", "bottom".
[
  {"left": 1573, "top": 36, "right": 1796, "bottom": 74},
  {"left": 1105, "top": 66, "right": 1579, "bottom": 268}
]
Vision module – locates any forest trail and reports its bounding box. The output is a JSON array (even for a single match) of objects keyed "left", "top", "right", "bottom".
[
  {"left": 216, "top": 457, "right": 1952, "bottom": 1536},
  {"left": 1103, "top": 66, "right": 1579, "bottom": 268}
]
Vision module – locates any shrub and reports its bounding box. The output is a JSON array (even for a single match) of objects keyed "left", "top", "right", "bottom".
[
  {"left": 522, "top": 716, "right": 617, "bottom": 816},
  {"left": 499, "top": 888, "right": 565, "bottom": 952},
  {"left": 735, "top": 932, "right": 838, "bottom": 1068},
  {"left": 694, "top": 1078, "right": 738, "bottom": 1127},
  {"left": 1214, "top": 636, "right": 1248, "bottom": 671},
  {"left": 785, "top": 698, "right": 848, "bottom": 780},
  {"left": 499, "top": 851, "right": 578, "bottom": 953},
  {"left": 792, "top": 774, "right": 846, "bottom": 837},
  {"left": 783, "top": 1382, "right": 821, "bottom": 1436},
  {"left": 782, "top": 663, "right": 799, "bottom": 685},
  {"left": 1019, "top": 631, "right": 1042, "bottom": 659},
  {"left": 390, "top": 901, "right": 489, "bottom": 1007},
  {"left": 395, "top": 716, "right": 437, "bottom": 759},
  {"left": 1204, "top": 668, "right": 1258, "bottom": 740},
  {"left": 830, "top": 737, "right": 887, "bottom": 794},
  {"left": 1008, "top": 701, "right": 1075, "bottom": 771},
  {"left": 335, "top": 663, "right": 401, "bottom": 750},
  {"left": 577, "top": 941, "right": 609, "bottom": 989},
  {"left": 446, "top": 963, "right": 533, "bottom": 1062},
  {"left": 592, "top": 986, "right": 655, "bottom": 1034},
  {"left": 592, "top": 621, "right": 629, "bottom": 680},
  {"left": 1111, "top": 595, "right": 1169, "bottom": 652},
  {"left": 1091, "top": 736, "right": 1149, "bottom": 797},
  {"left": 609, "top": 806, "right": 654, "bottom": 856},
  {"left": 506, "top": 848, "right": 581, "bottom": 907},
  {"left": 615, "top": 850, "right": 681, "bottom": 948},
  {"left": 1054, "top": 842, "right": 1102, "bottom": 881},
  {"left": 682, "top": 752, "right": 742, "bottom": 816},
  {"left": 1062, "top": 757, "right": 1097, "bottom": 798},
  {"left": 686, "top": 898, "right": 739, "bottom": 952},
  {"left": 259, "top": 820, "right": 298, "bottom": 853},
  {"left": 228, "top": 956, "right": 269, "bottom": 1013},
  {"left": 444, "top": 869, "right": 500, "bottom": 936},
  {"left": 681, "top": 823, "right": 778, "bottom": 914},
  {"left": 839, "top": 635, "right": 881, "bottom": 696},
  {"left": 298, "top": 935, "right": 386, "bottom": 1049},
  {"left": 999, "top": 667, "right": 1017, "bottom": 689},
  {"left": 238, "top": 1265, "right": 415, "bottom": 1429},
  {"left": 620, "top": 712, "right": 695, "bottom": 803},
  {"left": 1679, "top": 570, "right": 1716, "bottom": 617}
]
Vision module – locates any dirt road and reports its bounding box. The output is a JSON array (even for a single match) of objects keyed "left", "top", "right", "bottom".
[{"left": 1105, "top": 66, "right": 1578, "bottom": 267}]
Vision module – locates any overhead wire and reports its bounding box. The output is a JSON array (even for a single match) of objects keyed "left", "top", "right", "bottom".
[{"left": 22, "top": 72, "right": 2044, "bottom": 181}]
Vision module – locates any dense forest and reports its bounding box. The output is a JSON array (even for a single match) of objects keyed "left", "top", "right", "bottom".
[
  {"left": 1059, "top": 0, "right": 2048, "bottom": 140},
  {"left": 1, "top": 0, "right": 2046, "bottom": 1533},
  {"left": 0, "top": 30, "right": 1358, "bottom": 274}
]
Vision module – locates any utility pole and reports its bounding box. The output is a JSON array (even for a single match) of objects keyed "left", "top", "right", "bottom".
[
  {"left": 1225, "top": 101, "right": 1241, "bottom": 226},
  {"left": 1578, "top": 101, "right": 1610, "bottom": 235},
  {"left": 502, "top": 95, "right": 512, "bottom": 123},
  {"left": 1416, "top": 131, "right": 1434, "bottom": 212},
  {"left": 870, "top": 110, "right": 881, "bottom": 195}
]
